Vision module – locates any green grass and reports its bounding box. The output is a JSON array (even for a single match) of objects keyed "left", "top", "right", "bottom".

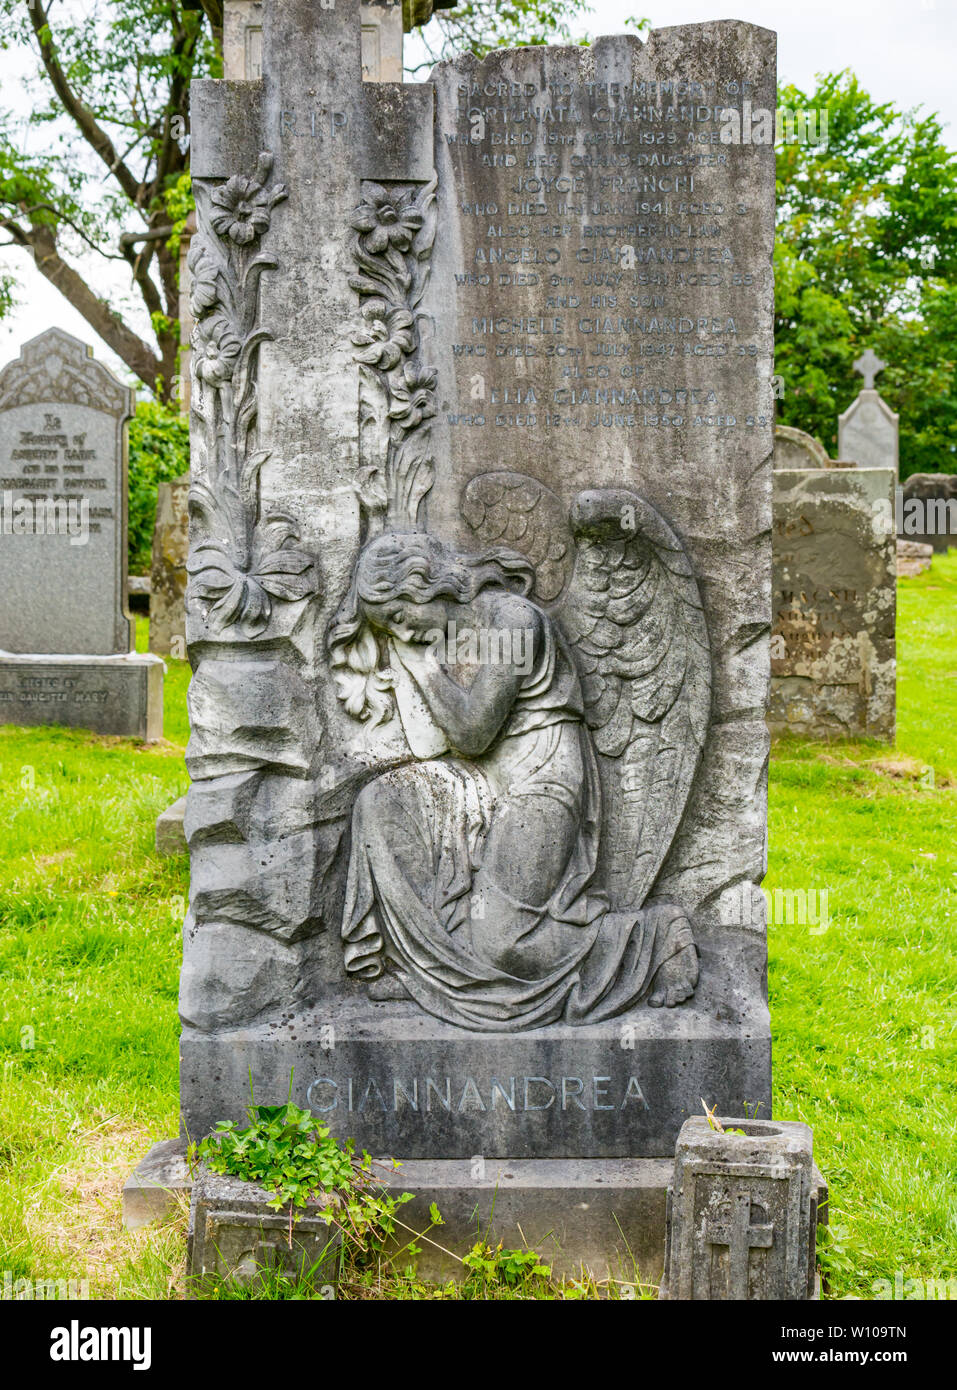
[{"left": 1, "top": 567, "right": 955, "bottom": 1299}]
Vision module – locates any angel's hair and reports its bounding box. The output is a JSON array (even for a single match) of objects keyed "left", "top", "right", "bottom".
[{"left": 328, "top": 530, "right": 534, "bottom": 725}]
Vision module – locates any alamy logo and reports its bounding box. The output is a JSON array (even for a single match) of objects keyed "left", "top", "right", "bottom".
[
  {"left": 49, "top": 1321, "right": 151, "bottom": 1370},
  {"left": 0, "top": 490, "right": 89, "bottom": 546},
  {"left": 424, "top": 621, "right": 534, "bottom": 675}
]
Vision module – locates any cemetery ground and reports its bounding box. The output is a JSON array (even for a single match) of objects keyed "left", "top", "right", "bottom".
[{"left": 0, "top": 561, "right": 954, "bottom": 1302}]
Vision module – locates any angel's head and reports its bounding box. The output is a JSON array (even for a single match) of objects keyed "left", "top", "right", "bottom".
[{"left": 328, "top": 530, "right": 534, "bottom": 723}]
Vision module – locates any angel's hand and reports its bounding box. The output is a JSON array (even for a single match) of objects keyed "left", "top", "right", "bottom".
[{"left": 390, "top": 637, "right": 441, "bottom": 683}]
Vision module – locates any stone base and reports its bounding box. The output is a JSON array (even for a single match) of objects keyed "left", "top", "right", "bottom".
[
  {"left": 897, "top": 539, "right": 933, "bottom": 578},
  {"left": 382, "top": 1157, "right": 672, "bottom": 1283},
  {"left": 122, "top": 1138, "right": 192, "bottom": 1228},
  {"left": 0, "top": 651, "right": 163, "bottom": 740},
  {"left": 126, "top": 1140, "right": 671, "bottom": 1283},
  {"left": 180, "top": 956, "right": 772, "bottom": 1160},
  {"left": 155, "top": 794, "right": 187, "bottom": 854}
]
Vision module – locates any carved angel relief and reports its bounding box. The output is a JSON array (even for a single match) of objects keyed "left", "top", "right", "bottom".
[
  {"left": 187, "top": 152, "right": 319, "bottom": 637},
  {"left": 330, "top": 180, "right": 712, "bottom": 1032}
]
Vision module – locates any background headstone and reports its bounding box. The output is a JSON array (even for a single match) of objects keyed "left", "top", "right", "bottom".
[
  {"left": 172, "top": 6, "right": 778, "bottom": 1276},
  {"left": 0, "top": 328, "right": 133, "bottom": 655},
  {"left": 838, "top": 348, "right": 899, "bottom": 479},
  {"left": 770, "top": 466, "right": 896, "bottom": 741},
  {"left": 0, "top": 328, "right": 163, "bottom": 739},
  {"left": 772, "top": 424, "right": 830, "bottom": 471},
  {"left": 897, "top": 472, "right": 957, "bottom": 554},
  {"left": 149, "top": 473, "right": 189, "bottom": 657}
]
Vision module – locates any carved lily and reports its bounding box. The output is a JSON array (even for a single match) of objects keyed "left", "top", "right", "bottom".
[
  {"left": 387, "top": 365, "right": 437, "bottom": 431},
  {"left": 193, "top": 314, "right": 242, "bottom": 386},
  {"left": 349, "top": 183, "right": 424, "bottom": 255},
  {"left": 187, "top": 512, "right": 319, "bottom": 638},
  {"left": 210, "top": 173, "right": 282, "bottom": 246},
  {"left": 352, "top": 299, "right": 415, "bottom": 370}
]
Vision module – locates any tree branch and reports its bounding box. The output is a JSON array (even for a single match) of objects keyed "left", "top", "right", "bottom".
[
  {"left": 28, "top": 0, "right": 145, "bottom": 207},
  {"left": 27, "top": 223, "right": 162, "bottom": 391}
]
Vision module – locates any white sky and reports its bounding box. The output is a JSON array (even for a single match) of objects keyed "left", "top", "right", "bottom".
[{"left": 1, "top": 0, "right": 954, "bottom": 379}]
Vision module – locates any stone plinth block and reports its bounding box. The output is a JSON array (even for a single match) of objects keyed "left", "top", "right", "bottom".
[
  {"left": 661, "top": 1117, "right": 826, "bottom": 1300},
  {"left": 187, "top": 1167, "right": 340, "bottom": 1290},
  {"left": 155, "top": 794, "right": 188, "bottom": 854},
  {"left": 123, "top": 1138, "right": 192, "bottom": 1229},
  {"left": 897, "top": 539, "right": 933, "bottom": 578},
  {"left": 0, "top": 652, "right": 163, "bottom": 741},
  {"left": 771, "top": 466, "right": 896, "bottom": 741},
  {"left": 384, "top": 1157, "right": 673, "bottom": 1283}
]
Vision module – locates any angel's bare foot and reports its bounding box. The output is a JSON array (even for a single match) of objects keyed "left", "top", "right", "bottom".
[
  {"left": 648, "top": 943, "right": 698, "bottom": 1008},
  {"left": 368, "top": 973, "right": 411, "bottom": 1001}
]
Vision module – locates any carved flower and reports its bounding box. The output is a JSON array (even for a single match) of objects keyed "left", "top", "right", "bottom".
[
  {"left": 193, "top": 314, "right": 242, "bottom": 386},
  {"left": 350, "top": 184, "right": 424, "bottom": 255},
  {"left": 211, "top": 175, "right": 276, "bottom": 245},
  {"left": 352, "top": 298, "right": 415, "bottom": 370},
  {"left": 388, "top": 365, "right": 437, "bottom": 431},
  {"left": 188, "top": 246, "right": 220, "bottom": 318}
]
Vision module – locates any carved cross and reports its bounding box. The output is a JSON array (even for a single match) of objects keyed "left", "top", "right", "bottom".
[
  {"left": 853, "top": 348, "right": 886, "bottom": 390},
  {"left": 706, "top": 1190, "right": 774, "bottom": 1299}
]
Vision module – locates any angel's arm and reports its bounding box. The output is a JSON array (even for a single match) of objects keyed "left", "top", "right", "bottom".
[{"left": 392, "top": 597, "right": 541, "bottom": 757}]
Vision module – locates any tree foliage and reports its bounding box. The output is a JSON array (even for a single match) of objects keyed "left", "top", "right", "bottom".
[
  {"left": 408, "top": 0, "right": 596, "bottom": 73},
  {"left": 127, "top": 396, "right": 189, "bottom": 573},
  {"left": 0, "top": 0, "right": 216, "bottom": 403},
  {"left": 775, "top": 72, "right": 957, "bottom": 477}
]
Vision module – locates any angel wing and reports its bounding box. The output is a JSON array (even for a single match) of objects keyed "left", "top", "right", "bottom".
[
  {"left": 560, "top": 489, "right": 712, "bottom": 911},
  {"left": 462, "top": 471, "right": 573, "bottom": 603}
]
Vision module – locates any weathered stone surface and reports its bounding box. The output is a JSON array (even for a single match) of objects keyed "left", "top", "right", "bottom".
[
  {"left": 897, "top": 538, "right": 933, "bottom": 578},
  {"left": 187, "top": 1167, "right": 340, "bottom": 1289},
  {"left": 0, "top": 652, "right": 163, "bottom": 741},
  {"left": 123, "top": 1138, "right": 191, "bottom": 1229},
  {"left": 0, "top": 328, "right": 134, "bottom": 656},
  {"left": 178, "top": 12, "right": 779, "bottom": 1278},
  {"left": 772, "top": 424, "right": 830, "bottom": 471},
  {"left": 898, "top": 472, "right": 957, "bottom": 553},
  {"left": 770, "top": 466, "right": 896, "bottom": 741},
  {"left": 838, "top": 389, "right": 899, "bottom": 478},
  {"left": 155, "top": 794, "right": 188, "bottom": 855},
  {"left": 661, "top": 1116, "right": 826, "bottom": 1300},
  {"left": 384, "top": 1157, "right": 673, "bottom": 1282},
  {"left": 185, "top": 659, "right": 322, "bottom": 778},
  {"left": 149, "top": 473, "right": 189, "bottom": 657}
]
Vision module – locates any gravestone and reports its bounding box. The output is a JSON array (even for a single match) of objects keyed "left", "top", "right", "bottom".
[
  {"left": 0, "top": 329, "right": 163, "bottom": 740},
  {"left": 897, "top": 472, "right": 957, "bottom": 554},
  {"left": 171, "top": 5, "right": 778, "bottom": 1276},
  {"left": 771, "top": 424, "right": 829, "bottom": 471},
  {"left": 770, "top": 465, "right": 895, "bottom": 741},
  {"left": 838, "top": 348, "right": 899, "bottom": 479},
  {"left": 149, "top": 473, "right": 190, "bottom": 657}
]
